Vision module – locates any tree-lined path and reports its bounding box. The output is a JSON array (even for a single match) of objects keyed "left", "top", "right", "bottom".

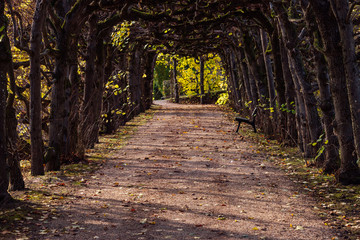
[{"left": 39, "top": 101, "right": 334, "bottom": 240}]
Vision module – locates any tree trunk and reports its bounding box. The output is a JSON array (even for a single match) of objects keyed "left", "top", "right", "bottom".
[
  {"left": 172, "top": 57, "right": 179, "bottom": 103},
  {"left": 330, "top": 0, "right": 360, "bottom": 161},
  {"left": 229, "top": 48, "right": 242, "bottom": 110},
  {"left": 301, "top": 0, "right": 339, "bottom": 172},
  {"left": 220, "top": 48, "right": 241, "bottom": 110},
  {"left": 30, "top": 0, "right": 47, "bottom": 175},
  {"left": 0, "top": 0, "right": 11, "bottom": 203},
  {"left": 238, "top": 48, "right": 255, "bottom": 105},
  {"left": 81, "top": 14, "right": 97, "bottom": 150},
  {"left": 143, "top": 51, "right": 156, "bottom": 109},
  {"left": 80, "top": 15, "right": 109, "bottom": 151},
  {"left": 279, "top": 38, "right": 298, "bottom": 147},
  {"left": 67, "top": 50, "right": 80, "bottom": 159},
  {"left": 128, "top": 45, "right": 144, "bottom": 117},
  {"left": 199, "top": 56, "right": 205, "bottom": 104},
  {"left": 309, "top": 0, "right": 360, "bottom": 184},
  {"left": 243, "top": 31, "right": 267, "bottom": 104},
  {"left": 260, "top": 29, "right": 277, "bottom": 130},
  {"left": 6, "top": 49, "right": 24, "bottom": 190},
  {"left": 6, "top": 105, "right": 24, "bottom": 191},
  {"left": 288, "top": 57, "right": 311, "bottom": 156},
  {"left": 48, "top": 30, "right": 69, "bottom": 171},
  {"left": 48, "top": 1, "right": 90, "bottom": 170},
  {"left": 275, "top": 4, "right": 323, "bottom": 156},
  {"left": 270, "top": 27, "right": 287, "bottom": 141}
]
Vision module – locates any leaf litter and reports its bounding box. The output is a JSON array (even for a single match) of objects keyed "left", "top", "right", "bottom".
[{"left": 3, "top": 101, "right": 349, "bottom": 239}]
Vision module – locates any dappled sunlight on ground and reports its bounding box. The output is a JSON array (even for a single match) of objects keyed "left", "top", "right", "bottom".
[{"left": 34, "top": 101, "right": 334, "bottom": 239}]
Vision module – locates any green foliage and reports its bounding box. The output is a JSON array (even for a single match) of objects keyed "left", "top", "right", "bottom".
[
  {"left": 311, "top": 133, "right": 327, "bottom": 162},
  {"left": 153, "top": 53, "right": 171, "bottom": 98},
  {"left": 153, "top": 81, "right": 163, "bottom": 100},
  {"left": 280, "top": 102, "right": 296, "bottom": 114}
]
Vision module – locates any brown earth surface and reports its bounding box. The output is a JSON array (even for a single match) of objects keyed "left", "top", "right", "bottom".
[{"left": 23, "top": 101, "right": 337, "bottom": 239}]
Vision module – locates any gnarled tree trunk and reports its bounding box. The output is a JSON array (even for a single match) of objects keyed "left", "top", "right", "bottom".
[
  {"left": 330, "top": 0, "right": 360, "bottom": 162},
  {"left": 30, "top": 0, "right": 47, "bottom": 175},
  {"left": 275, "top": 3, "right": 323, "bottom": 157},
  {"left": 309, "top": 0, "right": 360, "bottom": 184}
]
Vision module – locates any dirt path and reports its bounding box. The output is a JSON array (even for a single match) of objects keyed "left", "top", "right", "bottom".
[{"left": 40, "top": 101, "right": 335, "bottom": 240}]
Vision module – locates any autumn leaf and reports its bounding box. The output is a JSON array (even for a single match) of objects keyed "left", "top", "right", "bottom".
[{"left": 295, "top": 226, "right": 304, "bottom": 230}]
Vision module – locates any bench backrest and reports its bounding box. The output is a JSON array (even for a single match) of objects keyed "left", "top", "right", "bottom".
[{"left": 251, "top": 107, "right": 258, "bottom": 118}]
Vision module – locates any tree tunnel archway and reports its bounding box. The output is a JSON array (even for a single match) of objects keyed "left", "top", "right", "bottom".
[{"left": 2, "top": 0, "right": 360, "bottom": 203}]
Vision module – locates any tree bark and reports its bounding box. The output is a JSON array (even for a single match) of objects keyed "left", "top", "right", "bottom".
[
  {"left": 143, "top": 51, "right": 156, "bottom": 109},
  {"left": 67, "top": 48, "right": 80, "bottom": 159},
  {"left": 172, "top": 57, "right": 179, "bottom": 103},
  {"left": 260, "top": 29, "right": 277, "bottom": 130},
  {"left": 6, "top": 47, "right": 25, "bottom": 191},
  {"left": 330, "top": 0, "right": 360, "bottom": 161},
  {"left": 270, "top": 27, "right": 288, "bottom": 141},
  {"left": 275, "top": 4, "right": 323, "bottom": 156},
  {"left": 279, "top": 37, "right": 298, "bottom": 147},
  {"left": 199, "top": 56, "right": 205, "bottom": 104},
  {"left": 48, "top": 30, "right": 69, "bottom": 171},
  {"left": 243, "top": 31, "right": 267, "bottom": 104},
  {"left": 0, "top": 0, "right": 11, "bottom": 203},
  {"left": 309, "top": 0, "right": 360, "bottom": 184},
  {"left": 30, "top": 0, "right": 47, "bottom": 175},
  {"left": 301, "top": 0, "right": 339, "bottom": 172},
  {"left": 48, "top": 1, "right": 91, "bottom": 170},
  {"left": 128, "top": 44, "right": 144, "bottom": 117},
  {"left": 238, "top": 48, "right": 255, "bottom": 105}
]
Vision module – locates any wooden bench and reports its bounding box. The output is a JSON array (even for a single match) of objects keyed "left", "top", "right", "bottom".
[{"left": 235, "top": 107, "right": 257, "bottom": 133}]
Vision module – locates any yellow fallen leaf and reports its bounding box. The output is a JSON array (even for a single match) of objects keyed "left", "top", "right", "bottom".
[{"left": 252, "top": 227, "right": 259, "bottom": 230}]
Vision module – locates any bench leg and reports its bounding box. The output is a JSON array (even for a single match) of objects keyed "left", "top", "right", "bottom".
[
  {"left": 252, "top": 123, "right": 256, "bottom": 133},
  {"left": 236, "top": 122, "right": 241, "bottom": 133}
]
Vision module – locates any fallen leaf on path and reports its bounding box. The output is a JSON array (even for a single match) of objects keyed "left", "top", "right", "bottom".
[{"left": 295, "top": 226, "right": 304, "bottom": 230}]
